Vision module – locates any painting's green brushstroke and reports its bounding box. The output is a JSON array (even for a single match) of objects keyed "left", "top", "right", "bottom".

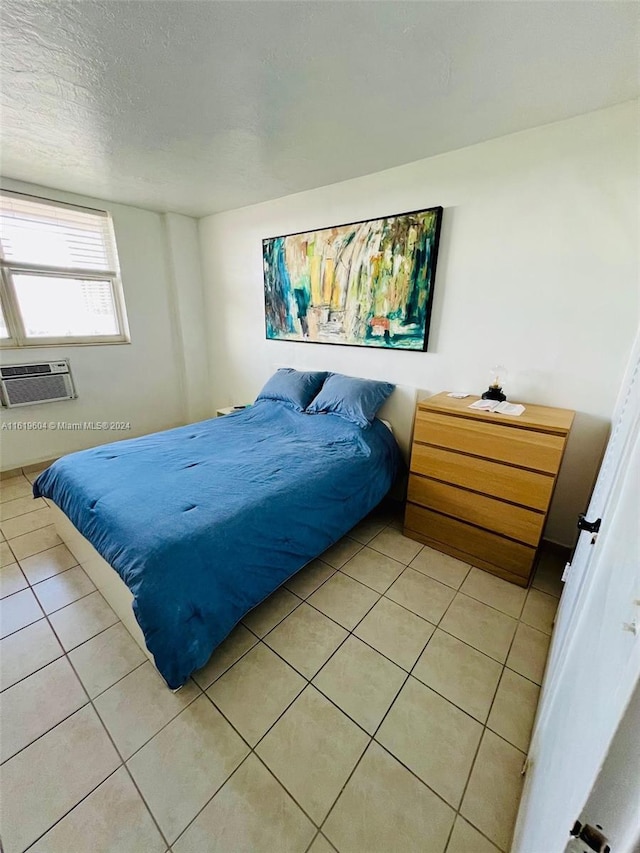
[{"left": 263, "top": 206, "right": 443, "bottom": 351}]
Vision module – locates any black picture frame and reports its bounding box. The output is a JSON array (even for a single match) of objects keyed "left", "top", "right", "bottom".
[{"left": 262, "top": 205, "right": 443, "bottom": 351}]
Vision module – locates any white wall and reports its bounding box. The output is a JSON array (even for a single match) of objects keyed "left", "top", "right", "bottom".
[
  {"left": 0, "top": 180, "right": 210, "bottom": 469},
  {"left": 198, "top": 102, "right": 639, "bottom": 546}
]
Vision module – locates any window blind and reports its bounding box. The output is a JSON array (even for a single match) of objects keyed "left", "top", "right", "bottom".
[{"left": 0, "top": 192, "right": 119, "bottom": 274}]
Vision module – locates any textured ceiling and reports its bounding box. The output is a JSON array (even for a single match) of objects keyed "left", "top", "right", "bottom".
[{"left": 1, "top": 1, "right": 638, "bottom": 217}]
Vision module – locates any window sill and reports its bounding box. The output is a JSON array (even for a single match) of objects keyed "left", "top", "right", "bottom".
[{"left": 0, "top": 338, "right": 131, "bottom": 349}]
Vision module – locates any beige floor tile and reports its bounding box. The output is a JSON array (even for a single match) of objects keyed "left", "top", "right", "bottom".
[
  {"left": 0, "top": 476, "right": 33, "bottom": 503},
  {"left": 308, "top": 571, "right": 379, "bottom": 630},
  {"left": 461, "top": 730, "right": 525, "bottom": 851},
  {"left": 532, "top": 550, "right": 565, "bottom": 597},
  {"left": 19, "top": 543, "right": 78, "bottom": 583},
  {"left": 460, "top": 567, "right": 527, "bottom": 618},
  {"left": 521, "top": 587, "right": 558, "bottom": 634},
  {"left": 0, "top": 618, "right": 63, "bottom": 691},
  {"left": 0, "top": 506, "right": 53, "bottom": 540},
  {"left": 0, "top": 656, "right": 87, "bottom": 763},
  {"left": 31, "top": 766, "right": 166, "bottom": 853},
  {"left": 69, "top": 622, "right": 147, "bottom": 698},
  {"left": 506, "top": 623, "right": 551, "bottom": 685},
  {"left": 446, "top": 816, "right": 501, "bottom": 853},
  {"left": 0, "top": 587, "right": 43, "bottom": 638},
  {"left": 385, "top": 567, "right": 456, "bottom": 624},
  {"left": 340, "top": 547, "right": 405, "bottom": 593},
  {"left": 242, "top": 587, "right": 301, "bottom": 637},
  {"left": 128, "top": 694, "right": 248, "bottom": 843},
  {"left": 172, "top": 754, "right": 315, "bottom": 853},
  {"left": 0, "top": 705, "right": 120, "bottom": 853},
  {"left": 439, "top": 593, "right": 517, "bottom": 663},
  {"left": 94, "top": 661, "right": 200, "bottom": 759},
  {"left": 324, "top": 741, "right": 455, "bottom": 853},
  {"left": 487, "top": 668, "right": 540, "bottom": 752},
  {"left": 320, "top": 536, "right": 362, "bottom": 568},
  {"left": 313, "top": 636, "right": 405, "bottom": 734},
  {"left": 256, "top": 685, "right": 369, "bottom": 823},
  {"left": 308, "top": 835, "right": 336, "bottom": 853},
  {"left": 33, "top": 565, "right": 96, "bottom": 614},
  {"left": 285, "top": 558, "right": 336, "bottom": 598},
  {"left": 8, "top": 524, "right": 62, "bottom": 560},
  {"left": 264, "top": 602, "right": 348, "bottom": 679},
  {"left": 48, "top": 591, "right": 119, "bottom": 650},
  {"left": 0, "top": 562, "right": 27, "bottom": 598},
  {"left": 207, "top": 643, "right": 305, "bottom": 745},
  {"left": 0, "top": 494, "right": 47, "bottom": 521},
  {"left": 410, "top": 546, "right": 471, "bottom": 589},
  {"left": 377, "top": 676, "right": 482, "bottom": 808},
  {"left": 368, "top": 527, "right": 422, "bottom": 564},
  {"left": 348, "top": 516, "right": 386, "bottom": 545},
  {"left": 413, "top": 629, "right": 502, "bottom": 723},
  {"left": 192, "top": 624, "right": 258, "bottom": 690},
  {"left": 354, "top": 596, "right": 435, "bottom": 670},
  {"left": 0, "top": 540, "right": 15, "bottom": 567}
]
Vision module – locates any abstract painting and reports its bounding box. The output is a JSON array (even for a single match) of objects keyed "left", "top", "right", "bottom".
[{"left": 263, "top": 206, "right": 443, "bottom": 351}]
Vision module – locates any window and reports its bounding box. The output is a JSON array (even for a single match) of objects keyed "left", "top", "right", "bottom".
[{"left": 0, "top": 192, "right": 130, "bottom": 346}]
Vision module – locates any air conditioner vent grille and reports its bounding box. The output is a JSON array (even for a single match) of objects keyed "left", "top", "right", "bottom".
[
  {"left": 5, "top": 375, "right": 69, "bottom": 405},
  {"left": 0, "top": 360, "right": 76, "bottom": 407},
  {"left": 0, "top": 364, "right": 52, "bottom": 378}
]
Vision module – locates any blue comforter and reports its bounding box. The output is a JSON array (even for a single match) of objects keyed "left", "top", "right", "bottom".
[{"left": 34, "top": 401, "right": 400, "bottom": 688}]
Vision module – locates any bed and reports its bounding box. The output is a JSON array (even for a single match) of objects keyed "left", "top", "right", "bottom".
[{"left": 34, "top": 384, "right": 404, "bottom": 689}]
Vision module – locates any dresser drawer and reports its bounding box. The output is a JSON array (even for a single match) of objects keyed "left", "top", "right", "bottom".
[
  {"left": 414, "top": 410, "right": 565, "bottom": 474},
  {"left": 404, "top": 503, "right": 536, "bottom": 579},
  {"left": 408, "top": 475, "right": 545, "bottom": 546},
  {"left": 409, "top": 443, "right": 554, "bottom": 511}
]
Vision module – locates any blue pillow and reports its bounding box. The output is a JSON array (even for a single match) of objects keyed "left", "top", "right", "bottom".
[
  {"left": 306, "top": 373, "right": 395, "bottom": 427},
  {"left": 256, "top": 368, "right": 328, "bottom": 412}
]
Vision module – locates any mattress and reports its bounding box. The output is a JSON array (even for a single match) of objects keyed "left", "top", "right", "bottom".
[{"left": 34, "top": 400, "right": 400, "bottom": 687}]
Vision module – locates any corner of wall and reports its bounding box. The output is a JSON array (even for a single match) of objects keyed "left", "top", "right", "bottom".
[{"left": 163, "top": 212, "right": 213, "bottom": 423}]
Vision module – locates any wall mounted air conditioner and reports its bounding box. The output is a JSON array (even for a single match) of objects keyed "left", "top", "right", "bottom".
[{"left": 0, "top": 360, "right": 77, "bottom": 408}]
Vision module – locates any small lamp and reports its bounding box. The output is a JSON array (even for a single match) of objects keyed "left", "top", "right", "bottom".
[{"left": 482, "top": 365, "right": 507, "bottom": 402}]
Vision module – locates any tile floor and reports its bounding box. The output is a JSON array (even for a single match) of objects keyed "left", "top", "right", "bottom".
[{"left": 0, "top": 470, "right": 564, "bottom": 853}]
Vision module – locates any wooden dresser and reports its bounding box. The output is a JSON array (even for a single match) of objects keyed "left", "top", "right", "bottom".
[{"left": 403, "top": 392, "right": 574, "bottom": 587}]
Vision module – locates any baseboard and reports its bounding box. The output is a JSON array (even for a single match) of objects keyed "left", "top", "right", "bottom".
[{"left": 1, "top": 458, "right": 57, "bottom": 479}]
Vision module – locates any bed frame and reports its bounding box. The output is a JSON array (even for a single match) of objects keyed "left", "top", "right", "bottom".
[
  {"left": 50, "top": 383, "right": 419, "bottom": 675},
  {"left": 51, "top": 502, "right": 154, "bottom": 664}
]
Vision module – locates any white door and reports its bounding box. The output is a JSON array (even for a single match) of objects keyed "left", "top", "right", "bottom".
[
  {"left": 574, "top": 678, "right": 640, "bottom": 853},
  {"left": 513, "top": 332, "right": 640, "bottom": 853}
]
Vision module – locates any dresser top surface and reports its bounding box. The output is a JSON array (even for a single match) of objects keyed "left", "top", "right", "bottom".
[{"left": 419, "top": 392, "right": 575, "bottom": 434}]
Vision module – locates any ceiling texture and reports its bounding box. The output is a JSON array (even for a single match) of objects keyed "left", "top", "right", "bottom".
[{"left": 1, "top": 1, "right": 638, "bottom": 217}]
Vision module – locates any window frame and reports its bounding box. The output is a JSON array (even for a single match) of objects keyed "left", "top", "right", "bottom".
[{"left": 0, "top": 191, "right": 131, "bottom": 348}]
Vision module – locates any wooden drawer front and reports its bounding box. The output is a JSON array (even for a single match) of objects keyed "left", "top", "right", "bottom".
[
  {"left": 414, "top": 410, "right": 565, "bottom": 474},
  {"left": 409, "top": 443, "right": 554, "bottom": 511},
  {"left": 408, "top": 475, "right": 544, "bottom": 546},
  {"left": 405, "top": 503, "right": 536, "bottom": 578}
]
